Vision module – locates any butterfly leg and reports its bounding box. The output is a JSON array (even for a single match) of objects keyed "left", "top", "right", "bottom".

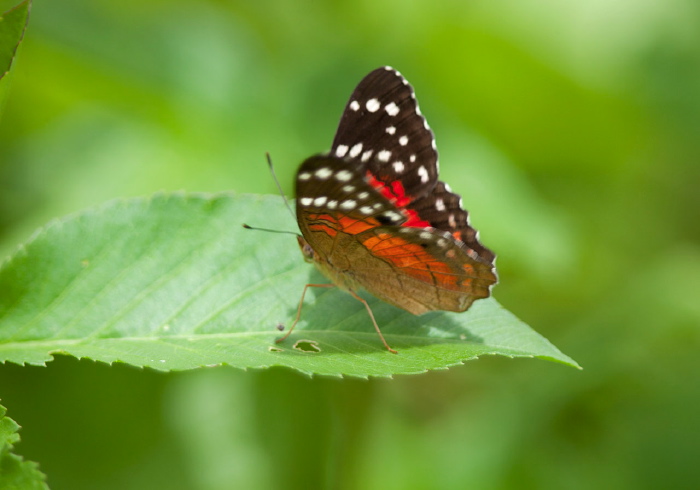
[
  {"left": 349, "top": 291, "right": 398, "bottom": 354},
  {"left": 276, "top": 283, "right": 335, "bottom": 344}
]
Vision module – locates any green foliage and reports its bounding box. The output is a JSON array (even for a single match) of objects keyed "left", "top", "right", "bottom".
[
  {"left": 0, "top": 193, "right": 577, "bottom": 377},
  {"left": 0, "top": 403, "right": 47, "bottom": 490},
  {"left": 0, "top": 0, "right": 30, "bottom": 111},
  {"left": 1, "top": 0, "right": 699, "bottom": 488}
]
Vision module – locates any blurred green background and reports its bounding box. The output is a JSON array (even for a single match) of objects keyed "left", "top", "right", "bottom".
[{"left": 1, "top": 0, "right": 699, "bottom": 488}]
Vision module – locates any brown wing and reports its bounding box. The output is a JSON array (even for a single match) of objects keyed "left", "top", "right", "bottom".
[{"left": 345, "top": 226, "right": 496, "bottom": 314}]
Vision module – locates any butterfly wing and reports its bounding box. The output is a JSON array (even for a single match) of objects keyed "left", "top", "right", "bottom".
[
  {"left": 296, "top": 67, "right": 497, "bottom": 314},
  {"left": 331, "top": 66, "right": 495, "bottom": 263},
  {"left": 331, "top": 66, "right": 438, "bottom": 203},
  {"left": 295, "top": 155, "right": 496, "bottom": 314}
]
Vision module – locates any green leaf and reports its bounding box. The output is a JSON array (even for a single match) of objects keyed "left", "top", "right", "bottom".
[
  {"left": 0, "top": 193, "right": 579, "bottom": 377},
  {"left": 0, "top": 403, "right": 48, "bottom": 490},
  {"left": 0, "top": 0, "right": 31, "bottom": 113}
]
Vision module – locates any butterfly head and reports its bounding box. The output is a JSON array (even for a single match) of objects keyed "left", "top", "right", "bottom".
[{"left": 297, "top": 235, "right": 316, "bottom": 264}]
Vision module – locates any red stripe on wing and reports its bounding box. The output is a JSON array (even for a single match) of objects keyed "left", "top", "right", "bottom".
[{"left": 365, "top": 171, "right": 431, "bottom": 228}]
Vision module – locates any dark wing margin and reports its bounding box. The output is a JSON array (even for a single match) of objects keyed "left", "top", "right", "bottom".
[{"left": 330, "top": 67, "right": 439, "bottom": 203}]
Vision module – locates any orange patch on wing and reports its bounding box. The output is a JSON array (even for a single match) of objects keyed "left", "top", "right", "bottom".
[
  {"left": 308, "top": 213, "right": 338, "bottom": 224},
  {"left": 308, "top": 213, "right": 379, "bottom": 235},
  {"left": 337, "top": 216, "right": 380, "bottom": 234},
  {"left": 309, "top": 223, "right": 338, "bottom": 237},
  {"left": 362, "top": 234, "right": 466, "bottom": 290},
  {"left": 362, "top": 233, "right": 404, "bottom": 252}
]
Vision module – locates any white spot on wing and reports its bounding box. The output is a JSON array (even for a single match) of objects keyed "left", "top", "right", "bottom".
[
  {"left": 357, "top": 191, "right": 369, "bottom": 199},
  {"left": 315, "top": 167, "right": 333, "bottom": 179},
  {"left": 385, "top": 102, "right": 399, "bottom": 116},
  {"left": 399, "top": 135, "right": 408, "bottom": 146},
  {"left": 384, "top": 211, "right": 404, "bottom": 222},
  {"left": 366, "top": 98, "right": 380, "bottom": 112},
  {"left": 300, "top": 197, "right": 313, "bottom": 206},
  {"left": 393, "top": 161, "right": 404, "bottom": 173},
  {"left": 418, "top": 165, "right": 429, "bottom": 183},
  {"left": 349, "top": 143, "right": 363, "bottom": 158},
  {"left": 359, "top": 206, "right": 373, "bottom": 214},
  {"left": 435, "top": 198, "right": 445, "bottom": 211},
  {"left": 327, "top": 200, "right": 338, "bottom": 209},
  {"left": 361, "top": 150, "right": 373, "bottom": 162},
  {"left": 335, "top": 170, "right": 352, "bottom": 182},
  {"left": 298, "top": 172, "right": 312, "bottom": 180},
  {"left": 419, "top": 231, "right": 432, "bottom": 240},
  {"left": 349, "top": 100, "right": 360, "bottom": 111},
  {"left": 377, "top": 150, "right": 392, "bottom": 162},
  {"left": 313, "top": 196, "right": 327, "bottom": 207},
  {"left": 410, "top": 154, "right": 416, "bottom": 163},
  {"left": 386, "top": 126, "right": 396, "bottom": 135},
  {"left": 342, "top": 185, "right": 355, "bottom": 193},
  {"left": 340, "top": 200, "right": 356, "bottom": 210},
  {"left": 335, "top": 145, "right": 349, "bottom": 157}
]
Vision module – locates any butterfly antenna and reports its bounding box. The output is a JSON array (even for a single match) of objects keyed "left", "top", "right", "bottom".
[
  {"left": 242, "top": 223, "right": 298, "bottom": 236},
  {"left": 266, "top": 152, "right": 296, "bottom": 219}
]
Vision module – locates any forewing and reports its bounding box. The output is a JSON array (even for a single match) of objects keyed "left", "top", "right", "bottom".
[
  {"left": 331, "top": 66, "right": 439, "bottom": 205},
  {"left": 295, "top": 155, "right": 406, "bottom": 259}
]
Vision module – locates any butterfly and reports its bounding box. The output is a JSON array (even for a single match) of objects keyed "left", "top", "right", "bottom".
[{"left": 278, "top": 66, "right": 497, "bottom": 353}]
